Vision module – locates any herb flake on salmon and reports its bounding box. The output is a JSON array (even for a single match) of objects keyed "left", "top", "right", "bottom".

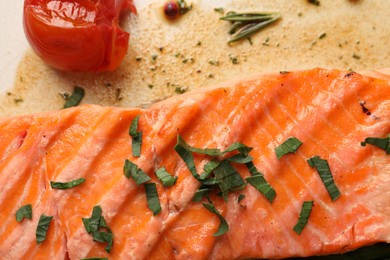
[
  {"left": 129, "top": 115, "right": 142, "bottom": 157},
  {"left": 15, "top": 204, "right": 32, "bottom": 222},
  {"left": 36, "top": 215, "right": 53, "bottom": 244},
  {"left": 307, "top": 156, "right": 341, "bottom": 201},
  {"left": 361, "top": 135, "right": 390, "bottom": 154},
  {"left": 275, "top": 137, "right": 303, "bottom": 159},
  {"left": 123, "top": 159, "right": 151, "bottom": 185},
  {"left": 50, "top": 178, "right": 85, "bottom": 190},
  {"left": 82, "top": 206, "right": 113, "bottom": 253}
]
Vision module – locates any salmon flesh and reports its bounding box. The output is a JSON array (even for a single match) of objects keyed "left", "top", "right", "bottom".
[{"left": 0, "top": 68, "right": 389, "bottom": 259}]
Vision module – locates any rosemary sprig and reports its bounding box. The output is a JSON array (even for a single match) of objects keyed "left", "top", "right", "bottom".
[{"left": 220, "top": 12, "right": 281, "bottom": 43}]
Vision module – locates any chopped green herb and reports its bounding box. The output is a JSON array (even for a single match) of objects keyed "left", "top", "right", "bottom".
[
  {"left": 214, "top": 7, "right": 225, "bottom": 14},
  {"left": 50, "top": 178, "right": 85, "bottom": 190},
  {"left": 175, "top": 135, "right": 254, "bottom": 185},
  {"left": 14, "top": 98, "right": 24, "bottom": 104},
  {"left": 148, "top": 84, "right": 154, "bottom": 89},
  {"left": 93, "top": 232, "right": 113, "bottom": 253},
  {"left": 15, "top": 204, "right": 32, "bottom": 222},
  {"left": 155, "top": 167, "right": 177, "bottom": 187},
  {"left": 208, "top": 60, "right": 220, "bottom": 66},
  {"left": 245, "top": 162, "right": 276, "bottom": 203},
  {"left": 229, "top": 55, "right": 239, "bottom": 64},
  {"left": 220, "top": 12, "right": 281, "bottom": 43},
  {"left": 182, "top": 57, "right": 194, "bottom": 64},
  {"left": 129, "top": 115, "right": 140, "bottom": 138},
  {"left": 200, "top": 159, "right": 221, "bottom": 180},
  {"left": 176, "top": 135, "right": 220, "bottom": 156},
  {"left": 36, "top": 214, "right": 53, "bottom": 244},
  {"left": 245, "top": 161, "right": 260, "bottom": 176},
  {"left": 275, "top": 137, "right": 303, "bottom": 159},
  {"left": 318, "top": 32, "right": 327, "bottom": 39},
  {"left": 238, "top": 194, "right": 245, "bottom": 202},
  {"left": 82, "top": 218, "right": 91, "bottom": 233},
  {"left": 123, "top": 159, "right": 151, "bottom": 185},
  {"left": 175, "top": 87, "right": 187, "bottom": 94},
  {"left": 132, "top": 132, "right": 143, "bottom": 157},
  {"left": 175, "top": 135, "right": 257, "bottom": 202},
  {"left": 82, "top": 206, "right": 102, "bottom": 234},
  {"left": 63, "top": 86, "right": 85, "bottom": 109},
  {"left": 293, "top": 201, "right": 314, "bottom": 234},
  {"left": 246, "top": 174, "right": 276, "bottom": 203},
  {"left": 203, "top": 202, "right": 229, "bottom": 236},
  {"left": 361, "top": 135, "right": 390, "bottom": 154},
  {"left": 226, "top": 153, "right": 253, "bottom": 164},
  {"left": 174, "top": 136, "right": 201, "bottom": 180},
  {"left": 82, "top": 206, "right": 113, "bottom": 253},
  {"left": 307, "top": 156, "right": 341, "bottom": 201},
  {"left": 192, "top": 188, "right": 212, "bottom": 202},
  {"left": 201, "top": 177, "right": 220, "bottom": 186},
  {"left": 214, "top": 160, "right": 246, "bottom": 202},
  {"left": 151, "top": 54, "right": 158, "bottom": 61},
  {"left": 262, "top": 37, "right": 270, "bottom": 46},
  {"left": 308, "top": 0, "right": 320, "bottom": 6},
  {"left": 99, "top": 216, "right": 109, "bottom": 229},
  {"left": 224, "top": 142, "right": 253, "bottom": 156},
  {"left": 145, "top": 183, "right": 161, "bottom": 215},
  {"left": 352, "top": 53, "right": 361, "bottom": 60},
  {"left": 129, "top": 115, "right": 142, "bottom": 157}
]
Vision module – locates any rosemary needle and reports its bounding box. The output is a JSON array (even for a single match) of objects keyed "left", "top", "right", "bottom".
[
  {"left": 220, "top": 12, "right": 281, "bottom": 43},
  {"left": 229, "top": 21, "right": 244, "bottom": 34},
  {"left": 220, "top": 12, "right": 278, "bottom": 22}
]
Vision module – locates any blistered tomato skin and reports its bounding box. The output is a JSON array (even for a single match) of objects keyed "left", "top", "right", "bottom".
[{"left": 23, "top": 0, "right": 136, "bottom": 72}]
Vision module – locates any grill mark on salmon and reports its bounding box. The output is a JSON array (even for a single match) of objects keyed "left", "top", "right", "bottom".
[{"left": 0, "top": 68, "right": 388, "bottom": 259}]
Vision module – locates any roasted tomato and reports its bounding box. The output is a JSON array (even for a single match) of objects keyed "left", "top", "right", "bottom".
[{"left": 23, "top": 0, "right": 136, "bottom": 71}]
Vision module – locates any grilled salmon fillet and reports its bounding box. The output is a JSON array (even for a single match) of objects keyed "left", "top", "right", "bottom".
[{"left": 0, "top": 68, "right": 389, "bottom": 259}]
